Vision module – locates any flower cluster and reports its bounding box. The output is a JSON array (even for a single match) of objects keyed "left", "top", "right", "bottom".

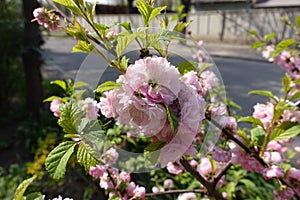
[
  {"left": 262, "top": 45, "right": 300, "bottom": 80},
  {"left": 33, "top": 7, "right": 60, "bottom": 31},
  {"left": 89, "top": 165, "right": 146, "bottom": 200},
  {"left": 99, "top": 56, "right": 207, "bottom": 166}
]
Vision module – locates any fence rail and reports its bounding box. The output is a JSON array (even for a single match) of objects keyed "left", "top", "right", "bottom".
[{"left": 77, "top": 8, "right": 300, "bottom": 44}]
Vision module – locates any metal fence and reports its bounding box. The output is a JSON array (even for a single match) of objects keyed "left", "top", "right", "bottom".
[{"left": 78, "top": 7, "right": 300, "bottom": 44}]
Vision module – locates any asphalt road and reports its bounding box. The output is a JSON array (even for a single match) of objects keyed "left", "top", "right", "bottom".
[{"left": 41, "top": 36, "right": 285, "bottom": 116}]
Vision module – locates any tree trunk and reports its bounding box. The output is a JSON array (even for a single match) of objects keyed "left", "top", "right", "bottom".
[
  {"left": 180, "top": 0, "right": 191, "bottom": 36},
  {"left": 22, "top": 0, "right": 44, "bottom": 119}
]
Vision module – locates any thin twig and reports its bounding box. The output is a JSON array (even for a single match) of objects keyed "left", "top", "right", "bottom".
[
  {"left": 145, "top": 189, "right": 206, "bottom": 197},
  {"left": 213, "top": 163, "right": 232, "bottom": 186},
  {"left": 180, "top": 157, "right": 225, "bottom": 200},
  {"left": 205, "top": 113, "right": 267, "bottom": 167}
]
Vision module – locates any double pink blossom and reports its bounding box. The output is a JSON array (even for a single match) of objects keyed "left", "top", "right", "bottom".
[
  {"left": 262, "top": 165, "right": 284, "bottom": 180},
  {"left": 253, "top": 102, "right": 274, "bottom": 129}
]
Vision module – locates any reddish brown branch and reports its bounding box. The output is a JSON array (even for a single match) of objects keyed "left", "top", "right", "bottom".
[{"left": 145, "top": 189, "right": 205, "bottom": 197}]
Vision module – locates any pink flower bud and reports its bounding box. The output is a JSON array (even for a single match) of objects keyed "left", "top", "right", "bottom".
[
  {"left": 263, "top": 165, "right": 284, "bottom": 180},
  {"left": 119, "top": 171, "right": 131, "bottom": 183},
  {"left": 133, "top": 186, "right": 146, "bottom": 199},
  {"left": 163, "top": 179, "right": 174, "bottom": 189},
  {"left": 50, "top": 99, "right": 63, "bottom": 117}
]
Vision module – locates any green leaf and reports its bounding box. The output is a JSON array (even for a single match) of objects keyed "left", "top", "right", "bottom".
[
  {"left": 272, "top": 101, "right": 288, "bottom": 124},
  {"left": 250, "top": 127, "right": 265, "bottom": 147},
  {"left": 73, "top": 40, "right": 94, "bottom": 53},
  {"left": 282, "top": 75, "right": 291, "bottom": 93},
  {"left": 149, "top": 6, "right": 167, "bottom": 23},
  {"left": 73, "top": 81, "right": 89, "bottom": 89},
  {"left": 251, "top": 41, "right": 264, "bottom": 49},
  {"left": 275, "top": 39, "right": 296, "bottom": 52},
  {"left": 248, "top": 30, "right": 259, "bottom": 37},
  {"left": 108, "top": 195, "right": 119, "bottom": 200},
  {"left": 77, "top": 142, "right": 99, "bottom": 172},
  {"left": 296, "top": 15, "right": 300, "bottom": 28},
  {"left": 94, "top": 23, "right": 109, "bottom": 36},
  {"left": 51, "top": 80, "right": 67, "bottom": 91},
  {"left": 120, "top": 22, "right": 132, "bottom": 32},
  {"left": 119, "top": 56, "right": 130, "bottom": 70},
  {"left": 248, "top": 90, "right": 277, "bottom": 102},
  {"left": 270, "top": 122, "right": 300, "bottom": 141},
  {"left": 136, "top": 0, "right": 152, "bottom": 26},
  {"left": 45, "top": 141, "right": 77, "bottom": 180},
  {"left": 289, "top": 90, "right": 300, "bottom": 101},
  {"left": 173, "top": 21, "right": 192, "bottom": 33},
  {"left": 144, "top": 140, "right": 165, "bottom": 152},
  {"left": 26, "top": 192, "right": 44, "bottom": 200},
  {"left": 226, "top": 98, "right": 242, "bottom": 110},
  {"left": 116, "top": 32, "right": 137, "bottom": 58},
  {"left": 294, "top": 78, "right": 300, "bottom": 84},
  {"left": 177, "top": 61, "right": 198, "bottom": 75},
  {"left": 166, "top": 105, "right": 179, "bottom": 132},
  {"left": 136, "top": 0, "right": 166, "bottom": 26},
  {"left": 264, "top": 32, "right": 275, "bottom": 42},
  {"left": 95, "top": 81, "right": 122, "bottom": 93},
  {"left": 14, "top": 175, "right": 37, "bottom": 200},
  {"left": 53, "top": 0, "right": 81, "bottom": 15},
  {"left": 199, "top": 63, "right": 213, "bottom": 73},
  {"left": 147, "top": 33, "right": 163, "bottom": 55},
  {"left": 240, "top": 179, "right": 256, "bottom": 189},
  {"left": 144, "top": 140, "right": 165, "bottom": 167},
  {"left": 43, "top": 96, "right": 62, "bottom": 102},
  {"left": 58, "top": 101, "right": 84, "bottom": 134},
  {"left": 238, "top": 116, "right": 264, "bottom": 128},
  {"left": 85, "top": 1, "right": 97, "bottom": 21},
  {"left": 65, "top": 17, "right": 87, "bottom": 41}
]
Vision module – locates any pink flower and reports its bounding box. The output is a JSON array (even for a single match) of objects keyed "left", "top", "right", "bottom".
[
  {"left": 282, "top": 109, "right": 300, "bottom": 124},
  {"left": 89, "top": 165, "right": 108, "bottom": 179},
  {"left": 99, "top": 168, "right": 119, "bottom": 190},
  {"left": 211, "top": 146, "right": 232, "bottom": 163},
  {"left": 294, "top": 146, "right": 300, "bottom": 153},
  {"left": 99, "top": 90, "right": 118, "bottom": 118},
  {"left": 50, "top": 99, "right": 63, "bottom": 117},
  {"left": 220, "top": 116, "right": 237, "bottom": 134},
  {"left": 266, "top": 141, "right": 282, "bottom": 151},
  {"left": 32, "top": 7, "right": 60, "bottom": 31},
  {"left": 152, "top": 186, "right": 160, "bottom": 193},
  {"left": 263, "top": 152, "right": 282, "bottom": 164},
  {"left": 133, "top": 186, "right": 146, "bottom": 199},
  {"left": 166, "top": 162, "right": 183, "bottom": 175},
  {"left": 262, "top": 45, "right": 275, "bottom": 62},
  {"left": 119, "top": 171, "right": 131, "bottom": 183},
  {"left": 253, "top": 102, "right": 274, "bottom": 129},
  {"left": 100, "top": 148, "right": 119, "bottom": 165},
  {"left": 126, "top": 182, "right": 136, "bottom": 196},
  {"left": 287, "top": 167, "right": 300, "bottom": 183},
  {"left": 189, "top": 160, "right": 198, "bottom": 167},
  {"left": 105, "top": 30, "right": 118, "bottom": 40},
  {"left": 200, "top": 70, "right": 218, "bottom": 89},
  {"left": 178, "top": 192, "right": 196, "bottom": 200},
  {"left": 197, "top": 157, "right": 212, "bottom": 177},
  {"left": 263, "top": 165, "right": 284, "bottom": 180},
  {"left": 207, "top": 103, "right": 227, "bottom": 118},
  {"left": 163, "top": 179, "right": 174, "bottom": 189},
  {"left": 51, "top": 196, "right": 73, "bottom": 200},
  {"left": 273, "top": 187, "right": 295, "bottom": 200},
  {"left": 79, "top": 97, "right": 99, "bottom": 119},
  {"left": 125, "top": 56, "right": 181, "bottom": 104},
  {"left": 180, "top": 71, "right": 209, "bottom": 95}
]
